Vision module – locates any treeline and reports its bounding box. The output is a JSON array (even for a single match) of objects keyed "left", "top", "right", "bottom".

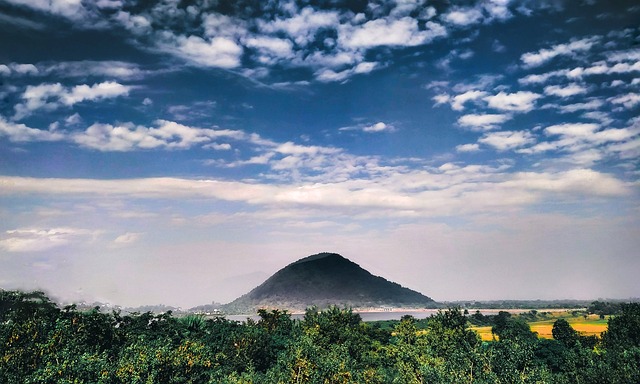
[{"left": 1, "top": 290, "right": 639, "bottom": 383}]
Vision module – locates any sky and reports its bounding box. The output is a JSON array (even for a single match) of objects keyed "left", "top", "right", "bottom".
[{"left": 0, "top": 0, "right": 639, "bottom": 308}]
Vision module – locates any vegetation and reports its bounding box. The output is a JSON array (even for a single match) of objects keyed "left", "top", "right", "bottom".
[
  {"left": 2, "top": 290, "right": 639, "bottom": 383},
  {"left": 468, "top": 310, "right": 608, "bottom": 341}
]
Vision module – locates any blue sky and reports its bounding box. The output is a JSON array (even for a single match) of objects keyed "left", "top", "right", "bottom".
[{"left": 0, "top": 0, "right": 638, "bottom": 307}]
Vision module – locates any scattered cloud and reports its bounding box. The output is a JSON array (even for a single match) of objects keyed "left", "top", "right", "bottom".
[
  {"left": 72, "top": 120, "right": 244, "bottom": 152},
  {"left": 0, "top": 61, "right": 145, "bottom": 79},
  {"left": 0, "top": 117, "right": 65, "bottom": 142},
  {"left": 362, "top": 122, "right": 394, "bottom": 133},
  {"left": 519, "top": 122, "right": 639, "bottom": 164},
  {"left": 456, "top": 143, "right": 481, "bottom": 152},
  {"left": 434, "top": 90, "right": 488, "bottom": 111},
  {"left": 609, "top": 93, "right": 640, "bottom": 109},
  {"left": 556, "top": 99, "right": 604, "bottom": 113},
  {"left": 113, "top": 232, "right": 142, "bottom": 245},
  {"left": 3, "top": 0, "right": 89, "bottom": 23},
  {"left": 442, "top": 7, "right": 484, "bottom": 26},
  {"left": 520, "top": 36, "right": 599, "bottom": 68},
  {"left": 340, "top": 17, "right": 444, "bottom": 48},
  {"left": 458, "top": 113, "right": 512, "bottom": 131},
  {"left": 0, "top": 227, "right": 99, "bottom": 253},
  {"left": 544, "top": 83, "right": 588, "bottom": 98},
  {"left": 484, "top": 91, "right": 541, "bottom": 112},
  {"left": 479, "top": 130, "right": 536, "bottom": 151},
  {"left": 14, "top": 81, "right": 131, "bottom": 120},
  {"left": 159, "top": 35, "right": 244, "bottom": 69},
  {"left": 0, "top": 167, "right": 630, "bottom": 219},
  {"left": 341, "top": 122, "right": 395, "bottom": 133}
]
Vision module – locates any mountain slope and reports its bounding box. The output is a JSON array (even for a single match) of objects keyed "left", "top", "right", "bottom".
[{"left": 224, "top": 253, "right": 437, "bottom": 312}]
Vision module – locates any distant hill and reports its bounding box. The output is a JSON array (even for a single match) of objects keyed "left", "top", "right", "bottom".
[{"left": 223, "top": 252, "right": 437, "bottom": 313}]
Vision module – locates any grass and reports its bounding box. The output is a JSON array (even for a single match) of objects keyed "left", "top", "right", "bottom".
[{"left": 469, "top": 312, "right": 609, "bottom": 341}]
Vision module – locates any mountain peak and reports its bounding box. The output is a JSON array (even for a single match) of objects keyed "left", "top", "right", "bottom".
[
  {"left": 291, "top": 252, "right": 345, "bottom": 265},
  {"left": 224, "top": 253, "right": 436, "bottom": 313}
]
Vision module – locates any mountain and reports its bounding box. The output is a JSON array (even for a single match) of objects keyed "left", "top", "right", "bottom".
[{"left": 223, "top": 252, "right": 437, "bottom": 313}]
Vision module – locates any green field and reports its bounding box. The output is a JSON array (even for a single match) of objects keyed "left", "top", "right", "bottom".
[{"left": 470, "top": 312, "right": 609, "bottom": 341}]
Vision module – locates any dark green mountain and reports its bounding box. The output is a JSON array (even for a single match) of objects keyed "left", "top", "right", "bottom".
[{"left": 224, "top": 253, "right": 437, "bottom": 313}]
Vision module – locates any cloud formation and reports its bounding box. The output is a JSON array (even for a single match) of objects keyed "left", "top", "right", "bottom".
[
  {"left": 458, "top": 113, "right": 512, "bottom": 131},
  {"left": 0, "top": 227, "right": 99, "bottom": 252},
  {"left": 484, "top": 91, "right": 541, "bottom": 112},
  {"left": 14, "top": 82, "right": 131, "bottom": 120},
  {"left": 479, "top": 130, "right": 536, "bottom": 151},
  {"left": 0, "top": 0, "right": 543, "bottom": 84},
  {"left": 520, "top": 37, "right": 599, "bottom": 68}
]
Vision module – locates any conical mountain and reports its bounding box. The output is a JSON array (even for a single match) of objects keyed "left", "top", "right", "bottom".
[{"left": 224, "top": 253, "right": 436, "bottom": 313}]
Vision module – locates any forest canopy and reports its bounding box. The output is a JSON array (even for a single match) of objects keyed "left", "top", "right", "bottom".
[{"left": 1, "top": 290, "right": 639, "bottom": 383}]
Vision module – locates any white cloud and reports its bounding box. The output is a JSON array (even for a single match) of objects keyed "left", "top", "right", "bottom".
[
  {"left": 72, "top": 120, "right": 244, "bottom": 151},
  {"left": 163, "top": 35, "right": 243, "bottom": 68},
  {"left": 0, "top": 167, "right": 630, "bottom": 219},
  {"left": 14, "top": 81, "right": 131, "bottom": 120},
  {"left": 456, "top": 143, "right": 480, "bottom": 152},
  {"left": 451, "top": 90, "right": 487, "bottom": 111},
  {"left": 485, "top": 91, "right": 541, "bottom": 112},
  {"left": 45, "top": 61, "right": 144, "bottom": 79},
  {"left": 518, "top": 71, "right": 563, "bottom": 85},
  {"left": 0, "top": 117, "right": 65, "bottom": 142},
  {"left": 557, "top": 99, "right": 604, "bottom": 113},
  {"left": 581, "top": 111, "right": 613, "bottom": 126},
  {"left": 62, "top": 82, "right": 131, "bottom": 105},
  {"left": 0, "top": 61, "right": 145, "bottom": 79},
  {"left": 544, "top": 123, "right": 600, "bottom": 138},
  {"left": 442, "top": 7, "right": 483, "bottom": 26},
  {"left": 114, "top": 11, "right": 152, "bottom": 35},
  {"left": 275, "top": 141, "right": 341, "bottom": 156},
  {"left": 479, "top": 130, "right": 535, "bottom": 151},
  {"left": 315, "top": 62, "right": 379, "bottom": 82},
  {"left": 340, "top": 17, "right": 445, "bottom": 48},
  {"left": 260, "top": 7, "right": 340, "bottom": 46},
  {"left": 544, "top": 83, "right": 588, "bottom": 97},
  {"left": 519, "top": 60, "right": 640, "bottom": 85},
  {"left": 0, "top": 227, "right": 99, "bottom": 252},
  {"left": 458, "top": 113, "right": 511, "bottom": 130},
  {"left": 0, "top": 12, "right": 46, "bottom": 30},
  {"left": 432, "top": 93, "right": 451, "bottom": 106},
  {"left": 434, "top": 90, "right": 488, "bottom": 111},
  {"left": 113, "top": 232, "right": 142, "bottom": 245},
  {"left": 522, "top": 122, "right": 638, "bottom": 160},
  {"left": 3, "top": 0, "right": 88, "bottom": 22},
  {"left": 520, "top": 37, "right": 599, "bottom": 68},
  {"left": 363, "top": 122, "right": 394, "bottom": 133},
  {"left": 338, "top": 121, "right": 394, "bottom": 133},
  {"left": 0, "top": 63, "right": 38, "bottom": 76},
  {"left": 204, "top": 142, "right": 232, "bottom": 151},
  {"left": 605, "top": 48, "right": 640, "bottom": 63},
  {"left": 483, "top": 0, "right": 512, "bottom": 20},
  {"left": 245, "top": 36, "right": 294, "bottom": 64},
  {"left": 544, "top": 123, "right": 637, "bottom": 146},
  {"left": 609, "top": 93, "right": 640, "bottom": 109},
  {"left": 65, "top": 113, "right": 82, "bottom": 126}
]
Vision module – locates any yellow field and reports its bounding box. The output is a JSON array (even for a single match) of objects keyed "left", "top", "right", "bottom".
[
  {"left": 469, "top": 312, "right": 608, "bottom": 341},
  {"left": 471, "top": 326, "right": 495, "bottom": 341}
]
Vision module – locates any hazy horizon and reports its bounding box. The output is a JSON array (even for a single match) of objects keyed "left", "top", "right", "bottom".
[{"left": 1, "top": 0, "right": 639, "bottom": 308}]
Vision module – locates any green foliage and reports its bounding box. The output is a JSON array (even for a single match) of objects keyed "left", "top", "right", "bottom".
[
  {"left": 1, "top": 290, "right": 640, "bottom": 383},
  {"left": 602, "top": 303, "right": 640, "bottom": 350},
  {"left": 587, "top": 300, "right": 623, "bottom": 317},
  {"left": 552, "top": 318, "right": 579, "bottom": 347}
]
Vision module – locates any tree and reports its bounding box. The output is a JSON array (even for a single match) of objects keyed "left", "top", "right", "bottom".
[
  {"left": 602, "top": 303, "right": 640, "bottom": 350},
  {"left": 552, "top": 318, "right": 578, "bottom": 348}
]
